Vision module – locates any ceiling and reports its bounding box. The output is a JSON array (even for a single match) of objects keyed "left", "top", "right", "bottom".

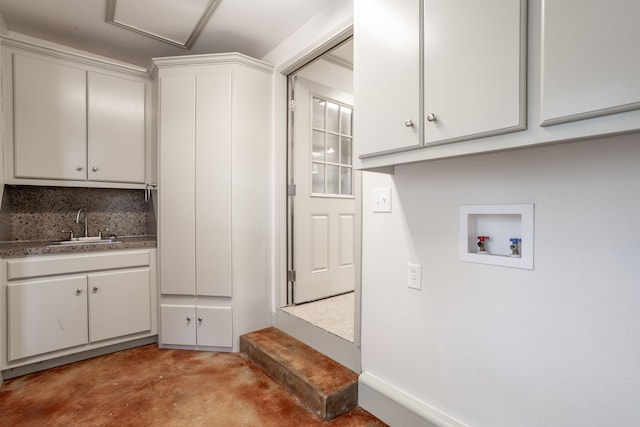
[{"left": 0, "top": 0, "right": 338, "bottom": 68}]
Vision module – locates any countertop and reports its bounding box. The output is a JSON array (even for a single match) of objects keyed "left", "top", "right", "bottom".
[{"left": 0, "top": 235, "right": 157, "bottom": 258}]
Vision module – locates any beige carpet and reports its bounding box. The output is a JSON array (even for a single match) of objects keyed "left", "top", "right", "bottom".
[{"left": 281, "top": 292, "right": 354, "bottom": 341}]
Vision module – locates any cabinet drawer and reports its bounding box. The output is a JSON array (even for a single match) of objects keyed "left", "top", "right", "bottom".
[{"left": 7, "top": 250, "right": 150, "bottom": 280}]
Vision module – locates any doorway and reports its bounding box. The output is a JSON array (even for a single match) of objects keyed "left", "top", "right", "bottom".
[{"left": 276, "top": 36, "right": 362, "bottom": 372}]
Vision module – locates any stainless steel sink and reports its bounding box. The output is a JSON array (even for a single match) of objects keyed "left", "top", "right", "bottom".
[{"left": 48, "top": 237, "right": 120, "bottom": 246}]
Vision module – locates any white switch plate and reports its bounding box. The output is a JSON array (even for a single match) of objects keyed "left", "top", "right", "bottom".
[
  {"left": 408, "top": 263, "right": 422, "bottom": 290},
  {"left": 373, "top": 188, "right": 392, "bottom": 213}
]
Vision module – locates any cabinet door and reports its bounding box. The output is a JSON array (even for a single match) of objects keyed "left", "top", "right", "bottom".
[
  {"left": 195, "top": 73, "right": 232, "bottom": 297},
  {"left": 88, "top": 72, "right": 146, "bottom": 183},
  {"left": 88, "top": 268, "right": 151, "bottom": 342},
  {"left": 13, "top": 54, "right": 87, "bottom": 180},
  {"left": 160, "top": 304, "right": 196, "bottom": 346},
  {"left": 196, "top": 306, "right": 233, "bottom": 348},
  {"left": 7, "top": 276, "right": 88, "bottom": 361},
  {"left": 354, "top": 0, "right": 421, "bottom": 156},
  {"left": 159, "top": 75, "right": 196, "bottom": 295},
  {"left": 540, "top": 0, "right": 640, "bottom": 126},
  {"left": 423, "top": 0, "right": 526, "bottom": 144}
]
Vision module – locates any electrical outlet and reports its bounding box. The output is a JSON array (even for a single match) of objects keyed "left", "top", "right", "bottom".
[{"left": 408, "top": 263, "right": 422, "bottom": 290}]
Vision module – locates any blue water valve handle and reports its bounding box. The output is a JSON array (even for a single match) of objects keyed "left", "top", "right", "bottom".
[{"left": 510, "top": 238, "right": 522, "bottom": 244}]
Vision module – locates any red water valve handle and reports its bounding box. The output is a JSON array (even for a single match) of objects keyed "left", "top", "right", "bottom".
[{"left": 477, "top": 235, "right": 490, "bottom": 242}]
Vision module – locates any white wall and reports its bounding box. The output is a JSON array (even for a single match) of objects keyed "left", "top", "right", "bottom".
[
  {"left": 360, "top": 132, "right": 640, "bottom": 426},
  {"left": 261, "top": 0, "right": 353, "bottom": 67}
]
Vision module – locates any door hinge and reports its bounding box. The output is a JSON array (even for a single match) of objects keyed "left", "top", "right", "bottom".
[
  {"left": 287, "top": 270, "right": 296, "bottom": 282},
  {"left": 288, "top": 99, "right": 296, "bottom": 112},
  {"left": 287, "top": 184, "right": 296, "bottom": 196}
]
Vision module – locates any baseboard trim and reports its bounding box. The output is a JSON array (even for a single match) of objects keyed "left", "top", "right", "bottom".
[
  {"left": 1, "top": 336, "right": 158, "bottom": 380},
  {"left": 359, "top": 372, "right": 466, "bottom": 427}
]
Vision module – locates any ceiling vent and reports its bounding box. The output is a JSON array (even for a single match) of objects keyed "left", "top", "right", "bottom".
[{"left": 105, "top": 0, "right": 221, "bottom": 49}]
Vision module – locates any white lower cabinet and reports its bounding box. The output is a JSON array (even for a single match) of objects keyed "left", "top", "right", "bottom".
[
  {"left": 8, "top": 276, "right": 88, "bottom": 361},
  {"left": 2, "top": 250, "right": 157, "bottom": 368},
  {"left": 88, "top": 269, "right": 151, "bottom": 343},
  {"left": 160, "top": 305, "right": 232, "bottom": 348}
]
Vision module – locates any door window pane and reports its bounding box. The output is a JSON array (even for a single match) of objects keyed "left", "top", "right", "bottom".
[
  {"left": 326, "top": 165, "right": 339, "bottom": 194},
  {"left": 312, "top": 97, "right": 325, "bottom": 129},
  {"left": 312, "top": 131, "right": 325, "bottom": 161},
  {"left": 340, "top": 107, "right": 352, "bottom": 136},
  {"left": 326, "top": 102, "right": 340, "bottom": 133},
  {"left": 340, "top": 166, "right": 352, "bottom": 195},
  {"left": 326, "top": 134, "right": 339, "bottom": 164},
  {"left": 312, "top": 163, "right": 325, "bottom": 193},
  {"left": 308, "top": 96, "right": 353, "bottom": 196},
  {"left": 341, "top": 137, "right": 352, "bottom": 165}
]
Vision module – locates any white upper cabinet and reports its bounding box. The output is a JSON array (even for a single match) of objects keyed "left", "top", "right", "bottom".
[
  {"left": 88, "top": 72, "right": 146, "bottom": 183},
  {"left": 354, "top": 0, "right": 421, "bottom": 156},
  {"left": 355, "top": 0, "right": 640, "bottom": 169},
  {"left": 540, "top": 0, "right": 640, "bottom": 126},
  {"left": 355, "top": 0, "right": 526, "bottom": 162},
  {"left": 155, "top": 55, "right": 271, "bottom": 299},
  {"left": 2, "top": 37, "right": 150, "bottom": 188},
  {"left": 423, "top": 0, "right": 526, "bottom": 144},
  {"left": 13, "top": 54, "right": 87, "bottom": 181},
  {"left": 157, "top": 71, "right": 234, "bottom": 297}
]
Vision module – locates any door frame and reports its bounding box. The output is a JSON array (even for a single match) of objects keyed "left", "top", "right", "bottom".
[{"left": 273, "top": 24, "right": 362, "bottom": 372}]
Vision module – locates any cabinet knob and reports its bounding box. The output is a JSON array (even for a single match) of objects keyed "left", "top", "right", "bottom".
[
  {"left": 76, "top": 288, "right": 83, "bottom": 295},
  {"left": 404, "top": 119, "right": 414, "bottom": 128},
  {"left": 186, "top": 317, "right": 192, "bottom": 322},
  {"left": 76, "top": 166, "right": 84, "bottom": 171},
  {"left": 92, "top": 166, "right": 99, "bottom": 172},
  {"left": 426, "top": 113, "right": 437, "bottom": 122},
  {"left": 93, "top": 286, "right": 99, "bottom": 292},
  {"left": 198, "top": 317, "right": 203, "bottom": 322}
]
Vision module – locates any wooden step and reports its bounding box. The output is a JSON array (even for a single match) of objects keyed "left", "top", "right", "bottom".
[{"left": 240, "top": 327, "right": 358, "bottom": 421}]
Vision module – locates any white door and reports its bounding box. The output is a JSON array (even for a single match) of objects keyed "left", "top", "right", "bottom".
[{"left": 290, "top": 76, "right": 359, "bottom": 304}]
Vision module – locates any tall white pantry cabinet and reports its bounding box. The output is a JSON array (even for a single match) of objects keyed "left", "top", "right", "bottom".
[{"left": 151, "top": 54, "right": 273, "bottom": 352}]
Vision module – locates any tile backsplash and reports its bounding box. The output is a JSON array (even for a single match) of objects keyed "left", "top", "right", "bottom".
[{"left": 0, "top": 185, "right": 156, "bottom": 242}]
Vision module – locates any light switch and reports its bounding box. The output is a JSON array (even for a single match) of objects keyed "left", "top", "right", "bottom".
[{"left": 373, "top": 188, "right": 392, "bottom": 213}]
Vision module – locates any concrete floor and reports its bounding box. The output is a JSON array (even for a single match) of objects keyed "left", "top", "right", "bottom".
[{"left": 0, "top": 345, "right": 386, "bottom": 426}]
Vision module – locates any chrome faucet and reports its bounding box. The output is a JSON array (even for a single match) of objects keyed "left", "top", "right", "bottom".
[{"left": 76, "top": 208, "right": 88, "bottom": 238}]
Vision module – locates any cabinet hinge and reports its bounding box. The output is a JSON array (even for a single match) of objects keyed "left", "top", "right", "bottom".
[
  {"left": 287, "top": 270, "right": 296, "bottom": 282},
  {"left": 288, "top": 100, "right": 296, "bottom": 112},
  {"left": 287, "top": 184, "right": 296, "bottom": 196}
]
